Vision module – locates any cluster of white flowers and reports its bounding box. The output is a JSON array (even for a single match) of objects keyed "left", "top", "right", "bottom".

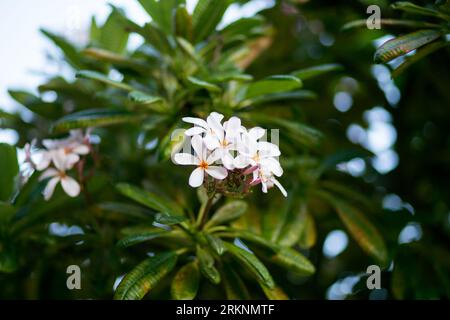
[
  {"left": 173, "top": 112, "right": 287, "bottom": 197},
  {"left": 26, "top": 130, "right": 92, "bottom": 200}
]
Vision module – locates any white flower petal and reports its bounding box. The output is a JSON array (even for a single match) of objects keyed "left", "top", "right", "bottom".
[
  {"left": 273, "top": 178, "right": 288, "bottom": 197},
  {"left": 189, "top": 167, "right": 204, "bottom": 187},
  {"left": 221, "top": 152, "right": 235, "bottom": 170},
  {"left": 174, "top": 153, "right": 199, "bottom": 165},
  {"left": 258, "top": 141, "right": 281, "bottom": 157},
  {"left": 72, "top": 144, "right": 90, "bottom": 155},
  {"left": 185, "top": 127, "right": 206, "bottom": 136},
  {"left": 43, "top": 177, "right": 60, "bottom": 200},
  {"left": 249, "top": 127, "right": 265, "bottom": 140},
  {"left": 64, "top": 153, "right": 80, "bottom": 169},
  {"left": 182, "top": 117, "right": 208, "bottom": 129},
  {"left": 34, "top": 151, "right": 52, "bottom": 171},
  {"left": 206, "top": 149, "right": 222, "bottom": 164},
  {"left": 190, "top": 135, "right": 205, "bottom": 160},
  {"left": 39, "top": 168, "right": 59, "bottom": 181},
  {"left": 205, "top": 166, "right": 228, "bottom": 180},
  {"left": 234, "top": 154, "right": 251, "bottom": 169},
  {"left": 260, "top": 157, "right": 283, "bottom": 177},
  {"left": 61, "top": 176, "right": 81, "bottom": 197},
  {"left": 204, "top": 134, "right": 221, "bottom": 150},
  {"left": 206, "top": 114, "right": 224, "bottom": 141},
  {"left": 261, "top": 181, "right": 268, "bottom": 193},
  {"left": 224, "top": 116, "right": 241, "bottom": 139},
  {"left": 209, "top": 112, "right": 224, "bottom": 123}
]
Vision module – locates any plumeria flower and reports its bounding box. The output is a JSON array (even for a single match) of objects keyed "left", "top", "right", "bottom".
[
  {"left": 174, "top": 135, "right": 227, "bottom": 187},
  {"left": 234, "top": 128, "right": 283, "bottom": 177},
  {"left": 183, "top": 112, "right": 224, "bottom": 137},
  {"left": 256, "top": 168, "right": 288, "bottom": 197},
  {"left": 39, "top": 149, "right": 81, "bottom": 200}
]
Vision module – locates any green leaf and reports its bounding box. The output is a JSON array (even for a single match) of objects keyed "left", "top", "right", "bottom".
[
  {"left": 40, "top": 29, "right": 84, "bottom": 69},
  {"left": 224, "top": 242, "right": 274, "bottom": 289},
  {"left": 171, "top": 261, "right": 200, "bottom": 300},
  {"left": 98, "top": 202, "right": 154, "bottom": 219},
  {"left": 192, "top": 0, "right": 230, "bottom": 43},
  {"left": 175, "top": 5, "right": 192, "bottom": 40},
  {"left": 8, "top": 90, "right": 60, "bottom": 119},
  {"left": 0, "top": 144, "right": 19, "bottom": 202},
  {"left": 187, "top": 76, "right": 222, "bottom": 93},
  {"left": 392, "top": 41, "right": 448, "bottom": 78},
  {"left": 0, "top": 242, "right": 18, "bottom": 273},
  {"left": 117, "top": 229, "right": 168, "bottom": 248},
  {"left": 140, "top": 22, "right": 174, "bottom": 54},
  {"left": 76, "top": 70, "right": 134, "bottom": 91},
  {"left": 270, "top": 247, "right": 315, "bottom": 276},
  {"left": 261, "top": 285, "right": 289, "bottom": 300},
  {"left": 244, "top": 75, "right": 302, "bottom": 99},
  {"left": 292, "top": 63, "right": 343, "bottom": 81},
  {"left": 89, "top": 16, "right": 101, "bottom": 43},
  {"left": 82, "top": 48, "right": 151, "bottom": 73},
  {"left": 298, "top": 210, "right": 317, "bottom": 249},
  {"left": 0, "top": 202, "right": 17, "bottom": 225},
  {"left": 244, "top": 90, "right": 317, "bottom": 108},
  {"left": 374, "top": 29, "right": 442, "bottom": 63},
  {"left": 318, "top": 148, "right": 372, "bottom": 175},
  {"left": 205, "top": 200, "right": 247, "bottom": 229},
  {"left": 196, "top": 246, "right": 221, "bottom": 284},
  {"left": 128, "top": 91, "right": 166, "bottom": 112},
  {"left": 341, "top": 19, "right": 441, "bottom": 31},
  {"left": 391, "top": 2, "right": 450, "bottom": 20},
  {"left": 221, "top": 229, "right": 279, "bottom": 252},
  {"left": 221, "top": 263, "right": 250, "bottom": 299},
  {"left": 220, "top": 16, "right": 265, "bottom": 39},
  {"left": 205, "top": 234, "right": 225, "bottom": 256},
  {"left": 138, "top": 0, "right": 185, "bottom": 34},
  {"left": 277, "top": 203, "right": 307, "bottom": 247},
  {"left": 116, "top": 183, "right": 185, "bottom": 224},
  {"left": 317, "top": 190, "right": 388, "bottom": 265},
  {"left": 52, "top": 109, "right": 141, "bottom": 132},
  {"left": 99, "top": 8, "right": 129, "bottom": 54},
  {"left": 114, "top": 252, "right": 178, "bottom": 300}
]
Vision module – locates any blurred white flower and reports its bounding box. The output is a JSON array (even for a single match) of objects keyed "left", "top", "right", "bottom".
[
  {"left": 174, "top": 135, "right": 227, "bottom": 187},
  {"left": 39, "top": 150, "right": 81, "bottom": 200}
]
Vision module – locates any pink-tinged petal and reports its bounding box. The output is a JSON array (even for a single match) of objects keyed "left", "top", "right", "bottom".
[
  {"left": 72, "top": 144, "right": 90, "bottom": 155},
  {"left": 206, "top": 149, "right": 222, "bottom": 164},
  {"left": 221, "top": 152, "right": 235, "bottom": 170},
  {"left": 182, "top": 117, "right": 208, "bottom": 129},
  {"left": 174, "top": 153, "right": 199, "bottom": 165},
  {"left": 190, "top": 135, "right": 205, "bottom": 160},
  {"left": 43, "top": 177, "right": 60, "bottom": 200},
  {"left": 39, "top": 168, "right": 59, "bottom": 181},
  {"left": 249, "top": 127, "right": 265, "bottom": 140},
  {"left": 42, "top": 139, "right": 59, "bottom": 149},
  {"left": 204, "top": 134, "right": 221, "bottom": 150},
  {"left": 205, "top": 166, "right": 227, "bottom": 180},
  {"left": 273, "top": 178, "right": 288, "bottom": 197},
  {"left": 260, "top": 157, "right": 283, "bottom": 177},
  {"left": 64, "top": 153, "right": 80, "bottom": 169},
  {"left": 185, "top": 126, "right": 206, "bottom": 136},
  {"left": 261, "top": 181, "right": 268, "bottom": 193},
  {"left": 189, "top": 167, "right": 204, "bottom": 187},
  {"left": 258, "top": 142, "right": 281, "bottom": 157},
  {"left": 234, "top": 154, "right": 251, "bottom": 169},
  {"left": 51, "top": 149, "right": 67, "bottom": 171},
  {"left": 61, "top": 176, "right": 81, "bottom": 197}
]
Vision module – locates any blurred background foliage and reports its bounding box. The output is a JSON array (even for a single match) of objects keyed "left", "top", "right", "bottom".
[{"left": 0, "top": 0, "right": 449, "bottom": 299}]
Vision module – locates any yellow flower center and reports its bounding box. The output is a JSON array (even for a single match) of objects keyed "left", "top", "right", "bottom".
[{"left": 199, "top": 161, "right": 209, "bottom": 169}]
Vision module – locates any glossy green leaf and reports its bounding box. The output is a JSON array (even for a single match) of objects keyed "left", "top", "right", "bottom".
[
  {"left": 205, "top": 234, "right": 225, "bottom": 256},
  {"left": 52, "top": 109, "right": 141, "bottom": 132},
  {"left": 244, "top": 75, "right": 302, "bottom": 99},
  {"left": 292, "top": 63, "right": 343, "bottom": 80},
  {"left": 8, "top": 90, "right": 61, "bottom": 119},
  {"left": 40, "top": 29, "right": 84, "bottom": 69},
  {"left": 116, "top": 183, "right": 185, "bottom": 224},
  {"left": 128, "top": 91, "right": 165, "bottom": 111},
  {"left": 374, "top": 29, "right": 441, "bottom": 63},
  {"left": 171, "top": 261, "right": 200, "bottom": 300},
  {"left": 205, "top": 200, "right": 247, "bottom": 229},
  {"left": 244, "top": 90, "right": 317, "bottom": 108},
  {"left": 0, "top": 143, "right": 19, "bottom": 202},
  {"left": 117, "top": 229, "right": 168, "bottom": 248},
  {"left": 317, "top": 190, "right": 388, "bottom": 265},
  {"left": 196, "top": 246, "right": 221, "bottom": 284},
  {"left": 138, "top": 0, "right": 185, "bottom": 34},
  {"left": 342, "top": 19, "right": 441, "bottom": 31},
  {"left": 99, "top": 8, "right": 129, "bottom": 54},
  {"left": 261, "top": 285, "right": 289, "bottom": 300},
  {"left": 187, "top": 76, "right": 222, "bottom": 93},
  {"left": 192, "top": 0, "right": 230, "bottom": 43},
  {"left": 224, "top": 242, "right": 274, "bottom": 289},
  {"left": 220, "top": 15, "right": 265, "bottom": 39},
  {"left": 277, "top": 203, "right": 307, "bottom": 247},
  {"left": 114, "top": 252, "right": 177, "bottom": 300},
  {"left": 76, "top": 70, "right": 134, "bottom": 91},
  {"left": 175, "top": 5, "right": 192, "bottom": 40},
  {"left": 391, "top": 2, "right": 449, "bottom": 20},
  {"left": 0, "top": 202, "right": 17, "bottom": 225},
  {"left": 270, "top": 247, "right": 315, "bottom": 276}
]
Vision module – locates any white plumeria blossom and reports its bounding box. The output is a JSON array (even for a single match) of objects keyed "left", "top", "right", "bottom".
[
  {"left": 174, "top": 135, "right": 227, "bottom": 187},
  {"left": 39, "top": 150, "right": 81, "bottom": 200},
  {"left": 25, "top": 129, "right": 92, "bottom": 200},
  {"left": 175, "top": 112, "right": 287, "bottom": 197}
]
